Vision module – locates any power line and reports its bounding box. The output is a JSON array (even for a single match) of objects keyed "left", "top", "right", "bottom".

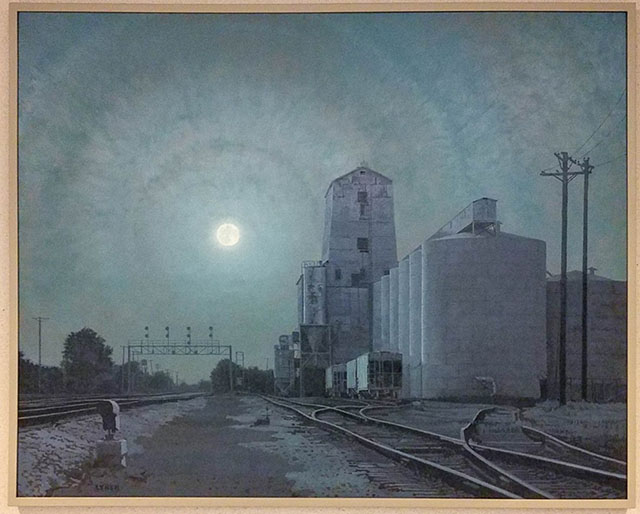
[
  {"left": 573, "top": 88, "right": 626, "bottom": 155},
  {"left": 540, "top": 152, "right": 590, "bottom": 405},
  {"left": 582, "top": 113, "right": 627, "bottom": 157},
  {"left": 591, "top": 153, "right": 627, "bottom": 168},
  {"left": 539, "top": 150, "right": 626, "bottom": 176},
  {"left": 539, "top": 163, "right": 560, "bottom": 173}
]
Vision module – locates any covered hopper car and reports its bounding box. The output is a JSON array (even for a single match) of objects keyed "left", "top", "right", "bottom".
[
  {"left": 326, "top": 351, "right": 402, "bottom": 398},
  {"left": 325, "top": 363, "right": 347, "bottom": 397}
]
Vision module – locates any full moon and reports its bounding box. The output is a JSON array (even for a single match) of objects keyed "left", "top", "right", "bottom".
[{"left": 216, "top": 223, "right": 240, "bottom": 247}]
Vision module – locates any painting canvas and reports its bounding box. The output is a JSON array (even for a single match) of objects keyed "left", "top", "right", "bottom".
[{"left": 8, "top": 4, "right": 633, "bottom": 507}]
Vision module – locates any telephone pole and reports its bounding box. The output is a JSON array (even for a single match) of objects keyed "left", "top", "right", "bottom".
[
  {"left": 33, "top": 316, "right": 50, "bottom": 394},
  {"left": 579, "top": 157, "right": 594, "bottom": 401},
  {"left": 540, "top": 152, "right": 587, "bottom": 405},
  {"left": 121, "top": 346, "right": 126, "bottom": 393}
]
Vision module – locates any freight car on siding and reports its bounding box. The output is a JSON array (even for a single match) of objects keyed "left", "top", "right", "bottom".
[
  {"left": 325, "top": 362, "right": 347, "bottom": 397},
  {"left": 327, "top": 351, "right": 402, "bottom": 398}
]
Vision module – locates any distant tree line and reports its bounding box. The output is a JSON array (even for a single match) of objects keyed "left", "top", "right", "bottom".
[
  {"left": 18, "top": 351, "right": 64, "bottom": 394},
  {"left": 19, "top": 326, "right": 274, "bottom": 396},
  {"left": 19, "top": 327, "right": 177, "bottom": 395},
  {"left": 209, "top": 359, "right": 274, "bottom": 394}
]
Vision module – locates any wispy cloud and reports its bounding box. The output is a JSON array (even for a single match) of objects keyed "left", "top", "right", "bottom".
[{"left": 18, "top": 12, "right": 627, "bottom": 379}]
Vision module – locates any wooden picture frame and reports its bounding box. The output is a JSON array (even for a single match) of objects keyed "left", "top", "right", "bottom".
[{"left": 4, "top": 2, "right": 636, "bottom": 509}]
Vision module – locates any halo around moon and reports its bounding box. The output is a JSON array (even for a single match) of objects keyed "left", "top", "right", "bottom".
[{"left": 216, "top": 223, "right": 240, "bottom": 247}]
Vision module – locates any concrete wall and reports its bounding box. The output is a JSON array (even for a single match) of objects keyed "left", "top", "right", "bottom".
[
  {"left": 408, "top": 247, "right": 423, "bottom": 397},
  {"left": 398, "top": 257, "right": 410, "bottom": 398},
  {"left": 547, "top": 276, "right": 627, "bottom": 402},
  {"left": 372, "top": 280, "right": 382, "bottom": 351},
  {"left": 389, "top": 267, "right": 399, "bottom": 353},
  {"left": 381, "top": 274, "right": 390, "bottom": 350},
  {"left": 421, "top": 233, "right": 546, "bottom": 400}
]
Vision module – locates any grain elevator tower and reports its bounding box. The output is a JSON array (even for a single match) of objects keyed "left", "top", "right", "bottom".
[{"left": 321, "top": 166, "right": 398, "bottom": 363}]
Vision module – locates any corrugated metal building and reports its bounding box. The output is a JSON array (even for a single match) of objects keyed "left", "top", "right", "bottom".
[{"left": 546, "top": 270, "right": 627, "bottom": 402}]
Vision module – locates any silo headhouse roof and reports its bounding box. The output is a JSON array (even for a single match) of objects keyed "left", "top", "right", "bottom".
[{"left": 325, "top": 166, "right": 392, "bottom": 197}]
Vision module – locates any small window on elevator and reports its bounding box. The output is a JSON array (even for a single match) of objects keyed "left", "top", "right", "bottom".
[
  {"left": 357, "top": 237, "right": 369, "bottom": 252},
  {"left": 357, "top": 191, "right": 368, "bottom": 203}
]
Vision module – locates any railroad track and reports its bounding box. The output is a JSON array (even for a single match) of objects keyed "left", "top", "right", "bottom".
[
  {"left": 18, "top": 391, "right": 178, "bottom": 410},
  {"left": 18, "top": 392, "right": 207, "bottom": 427},
  {"left": 262, "top": 395, "right": 539, "bottom": 498},
  {"left": 463, "top": 407, "right": 626, "bottom": 499},
  {"left": 262, "top": 396, "right": 627, "bottom": 499}
]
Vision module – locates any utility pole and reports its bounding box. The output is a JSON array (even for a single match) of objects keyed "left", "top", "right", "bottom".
[
  {"left": 131, "top": 352, "right": 136, "bottom": 393},
  {"left": 121, "top": 346, "right": 126, "bottom": 393},
  {"left": 540, "top": 152, "right": 586, "bottom": 405},
  {"left": 33, "top": 316, "right": 49, "bottom": 394},
  {"left": 127, "top": 345, "right": 132, "bottom": 394},
  {"left": 579, "top": 157, "right": 594, "bottom": 401},
  {"left": 236, "top": 351, "right": 245, "bottom": 390},
  {"left": 229, "top": 346, "right": 234, "bottom": 393}
]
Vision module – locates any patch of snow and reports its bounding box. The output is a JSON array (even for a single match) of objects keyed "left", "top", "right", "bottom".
[{"left": 17, "top": 396, "right": 207, "bottom": 497}]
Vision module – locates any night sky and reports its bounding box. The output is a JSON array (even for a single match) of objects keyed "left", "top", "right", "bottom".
[{"left": 18, "top": 12, "right": 627, "bottom": 382}]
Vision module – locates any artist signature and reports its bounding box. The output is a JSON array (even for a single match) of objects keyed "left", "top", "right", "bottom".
[{"left": 94, "top": 483, "right": 120, "bottom": 491}]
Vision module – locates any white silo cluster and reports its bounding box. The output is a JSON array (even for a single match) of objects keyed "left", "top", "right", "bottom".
[{"left": 372, "top": 198, "right": 548, "bottom": 401}]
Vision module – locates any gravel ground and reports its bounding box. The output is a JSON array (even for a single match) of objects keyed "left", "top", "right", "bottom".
[
  {"left": 368, "top": 401, "right": 491, "bottom": 439},
  {"left": 20, "top": 394, "right": 624, "bottom": 498},
  {"left": 520, "top": 401, "right": 627, "bottom": 460},
  {"left": 17, "top": 396, "right": 208, "bottom": 496},
  {"left": 49, "top": 394, "right": 461, "bottom": 497},
  {"left": 368, "top": 400, "right": 627, "bottom": 461}
]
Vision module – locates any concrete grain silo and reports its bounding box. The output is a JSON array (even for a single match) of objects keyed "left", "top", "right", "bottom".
[
  {"left": 408, "top": 247, "right": 423, "bottom": 397},
  {"left": 398, "top": 257, "right": 410, "bottom": 398},
  {"left": 421, "top": 198, "right": 546, "bottom": 401},
  {"left": 372, "top": 280, "right": 382, "bottom": 351},
  {"left": 389, "top": 267, "right": 399, "bottom": 353},
  {"left": 381, "top": 274, "right": 390, "bottom": 351}
]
